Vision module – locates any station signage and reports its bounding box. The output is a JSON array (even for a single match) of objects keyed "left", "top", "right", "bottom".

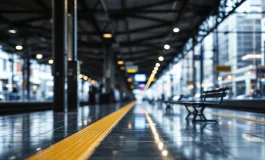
[
  {"left": 257, "top": 66, "right": 265, "bottom": 78},
  {"left": 194, "top": 55, "right": 202, "bottom": 61},
  {"left": 215, "top": 66, "right": 231, "bottom": 72},
  {"left": 126, "top": 65, "right": 138, "bottom": 73},
  {"left": 186, "top": 80, "right": 193, "bottom": 85}
]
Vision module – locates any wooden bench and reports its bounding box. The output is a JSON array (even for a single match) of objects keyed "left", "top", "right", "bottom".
[
  {"left": 164, "top": 95, "right": 184, "bottom": 112},
  {"left": 179, "top": 87, "right": 229, "bottom": 122}
]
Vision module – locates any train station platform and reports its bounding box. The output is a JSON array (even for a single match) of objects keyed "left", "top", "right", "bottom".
[{"left": 1, "top": 102, "right": 265, "bottom": 160}]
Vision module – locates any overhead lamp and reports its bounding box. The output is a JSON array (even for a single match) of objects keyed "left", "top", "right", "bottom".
[
  {"left": 117, "top": 60, "right": 124, "bottom": 65},
  {"left": 32, "top": 85, "right": 38, "bottom": 90},
  {"left": 83, "top": 76, "right": 88, "bottom": 80},
  {"left": 158, "top": 56, "right": 164, "bottom": 61},
  {"left": 154, "top": 67, "right": 158, "bottom": 70},
  {"left": 79, "top": 74, "right": 83, "bottom": 79},
  {"left": 127, "top": 78, "right": 132, "bottom": 82},
  {"left": 156, "top": 63, "right": 160, "bottom": 67},
  {"left": 242, "top": 54, "right": 262, "bottom": 60},
  {"left": 152, "top": 70, "right": 157, "bottom": 74},
  {"left": 8, "top": 29, "right": 16, "bottom": 34},
  {"left": 80, "top": 60, "right": 83, "bottom": 65},
  {"left": 120, "top": 66, "right": 125, "bottom": 70},
  {"left": 36, "top": 54, "right": 43, "bottom": 59},
  {"left": 162, "top": 150, "right": 168, "bottom": 156},
  {"left": 173, "top": 27, "right": 180, "bottom": 33},
  {"left": 103, "top": 33, "right": 112, "bottom": 38},
  {"left": 15, "top": 45, "right": 23, "bottom": 50},
  {"left": 48, "top": 59, "right": 53, "bottom": 64},
  {"left": 164, "top": 44, "right": 170, "bottom": 50},
  {"left": 68, "top": 58, "right": 72, "bottom": 61}
]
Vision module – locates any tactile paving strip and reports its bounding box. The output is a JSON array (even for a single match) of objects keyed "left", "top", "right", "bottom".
[{"left": 26, "top": 101, "right": 135, "bottom": 160}]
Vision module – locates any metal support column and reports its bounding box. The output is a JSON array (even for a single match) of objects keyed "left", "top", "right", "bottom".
[
  {"left": 213, "top": 28, "right": 219, "bottom": 88},
  {"left": 192, "top": 39, "right": 196, "bottom": 97},
  {"left": 170, "top": 74, "right": 174, "bottom": 97},
  {"left": 200, "top": 42, "right": 204, "bottom": 94},
  {"left": 104, "top": 45, "right": 114, "bottom": 94},
  {"left": 26, "top": 50, "right": 30, "bottom": 100},
  {"left": 102, "top": 45, "right": 115, "bottom": 103},
  {"left": 67, "top": 0, "right": 79, "bottom": 111},
  {"left": 22, "top": 56, "right": 25, "bottom": 101},
  {"left": 52, "top": 0, "right": 68, "bottom": 112}
]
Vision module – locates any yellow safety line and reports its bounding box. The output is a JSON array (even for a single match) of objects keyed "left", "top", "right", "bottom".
[
  {"left": 27, "top": 101, "right": 135, "bottom": 160},
  {"left": 179, "top": 105, "right": 265, "bottom": 125},
  {"left": 206, "top": 111, "right": 265, "bottom": 125}
]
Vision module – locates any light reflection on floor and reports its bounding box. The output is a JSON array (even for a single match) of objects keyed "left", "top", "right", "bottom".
[{"left": 91, "top": 101, "right": 265, "bottom": 160}]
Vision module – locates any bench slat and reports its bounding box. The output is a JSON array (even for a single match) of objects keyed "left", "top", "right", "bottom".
[
  {"left": 202, "top": 87, "right": 229, "bottom": 93},
  {"left": 201, "top": 92, "right": 227, "bottom": 98}
]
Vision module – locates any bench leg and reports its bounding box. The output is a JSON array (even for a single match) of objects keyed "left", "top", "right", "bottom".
[
  {"left": 184, "top": 104, "right": 194, "bottom": 119},
  {"left": 192, "top": 106, "right": 217, "bottom": 123},
  {"left": 192, "top": 106, "right": 198, "bottom": 121},
  {"left": 165, "top": 104, "right": 173, "bottom": 114}
]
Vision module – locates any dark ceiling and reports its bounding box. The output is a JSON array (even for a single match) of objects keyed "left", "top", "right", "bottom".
[{"left": 0, "top": 0, "right": 220, "bottom": 81}]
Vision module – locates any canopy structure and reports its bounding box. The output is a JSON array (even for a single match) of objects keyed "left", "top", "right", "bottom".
[{"left": 0, "top": 0, "right": 245, "bottom": 81}]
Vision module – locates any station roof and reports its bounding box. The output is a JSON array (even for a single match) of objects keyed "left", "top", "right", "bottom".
[{"left": 0, "top": 0, "right": 220, "bottom": 81}]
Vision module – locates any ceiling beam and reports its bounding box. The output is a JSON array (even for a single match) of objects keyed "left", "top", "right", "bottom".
[
  {"left": 34, "top": 0, "right": 51, "bottom": 14},
  {"left": 79, "top": 0, "right": 104, "bottom": 42},
  {"left": 128, "top": 15, "right": 172, "bottom": 24},
  {"left": 128, "top": 0, "right": 175, "bottom": 11},
  {"left": 116, "top": 22, "right": 171, "bottom": 35},
  {"left": 120, "top": 32, "right": 168, "bottom": 46}
]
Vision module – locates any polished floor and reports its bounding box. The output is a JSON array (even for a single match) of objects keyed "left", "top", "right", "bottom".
[
  {"left": 90, "top": 101, "right": 265, "bottom": 160},
  {"left": 0, "top": 102, "right": 265, "bottom": 160},
  {"left": 0, "top": 103, "right": 126, "bottom": 160}
]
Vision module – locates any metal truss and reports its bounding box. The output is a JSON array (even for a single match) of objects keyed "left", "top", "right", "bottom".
[
  {"left": 158, "top": 0, "right": 246, "bottom": 79},
  {"left": 183, "top": 0, "right": 246, "bottom": 58}
]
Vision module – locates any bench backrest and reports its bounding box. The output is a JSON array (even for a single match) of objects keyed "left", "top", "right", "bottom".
[
  {"left": 201, "top": 87, "right": 229, "bottom": 104},
  {"left": 168, "top": 94, "right": 184, "bottom": 103}
]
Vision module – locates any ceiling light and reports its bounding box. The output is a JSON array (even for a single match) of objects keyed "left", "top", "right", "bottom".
[
  {"left": 83, "top": 76, "right": 88, "bottom": 80},
  {"left": 15, "top": 45, "right": 23, "bottom": 50},
  {"left": 48, "top": 59, "right": 53, "bottom": 64},
  {"left": 8, "top": 29, "right": 16, "bottom": 34},
  {"left": 242, "top": 54, "right": 262, "bottom": 60},
  {"left": 80, "top": 61, "right": 83, "bottom": 64},
  {"left": 154, "top": 67, "right": 158, "bottom": 70},
  {"left": 152, "top": 70, "right": 157, "bottom": 74},
  {"left": 120, "top": 66, "right": 125, "bottom": 70},
  {"left": 127, "top": 78, "right": 132, "bottom": 82},
  {"left": 173, "top": 28, "right": 180, "bottom": 33},
  {"left": 162, "top": 150, "right": 168, "bottom": 156},
  {"left": 32, "top": 85, "right": 38, "bottom": 90},
  {"left": 79, "top": 74, "right": 83, "bottom": 79},
  {"left": 36, "top": 54, "right": 43, "bottom": 59},
  {"left": 103, "top": 33, "right": 112, "bottom": 38},
  {"left": 117, "top": 60, "right": 124, "bottom": 65},
  {"left": 158, "top": 56, "right": 164, "bottom": 61},
  {"left": 164, "top": 44, "right": 170, "bottom": 50},
  {"left": 156, "top": 63, "right": 160, "bottom": 67}
]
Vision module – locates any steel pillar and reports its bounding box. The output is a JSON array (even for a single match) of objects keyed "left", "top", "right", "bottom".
[
  {"left": 104, "top": 45, "right": 115, "bottom": 94},
  {"left": 192, "top": 39, "right": 196, "bottom": 97},
  {"left": 213, "top": 28, "right": 219, "bottom": 89},
  {"left": 52, "top": 0, "right": 68, "bottom": 112},
  {"left": 200, "top": 42, "right": 204, "bottom": 94},
  {"left": 170, "top": 74, "right": 174, "bottom": 97},
  {"left": 26, "top": 50, "right": 30, "bottom": 101},
  {"left": 67, "top": 0, "right": 79, "bottom": 111}
]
